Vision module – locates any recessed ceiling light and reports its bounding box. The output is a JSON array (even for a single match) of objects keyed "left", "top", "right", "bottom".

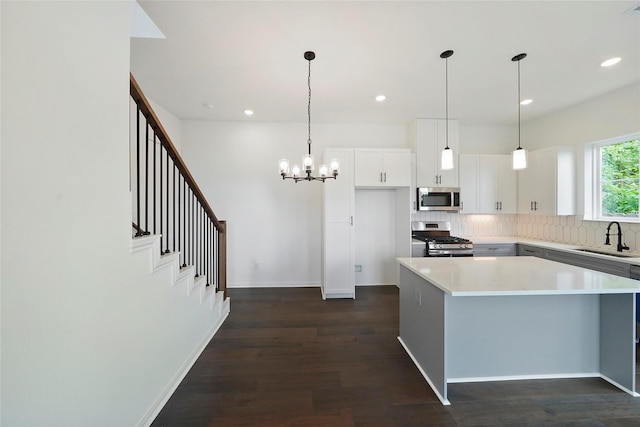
[
  {"left": 601, "top": 57, "right": 621, "bottom": 67},
  {"left": 520, "top": 99, "right": 533, "bottom": 105},
  {"left": 375, "top": 95, "right": 386, "bottom": 102},
  {"left": 244, "top": 109, "right": 254, "bottom": 116},
  {"left": 203, "top": 103, "right": 213, "bottom": 110}
]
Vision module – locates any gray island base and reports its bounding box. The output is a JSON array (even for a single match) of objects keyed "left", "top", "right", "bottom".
[{"left": 397, "top": 256, "right": 640, "bottom": 405}]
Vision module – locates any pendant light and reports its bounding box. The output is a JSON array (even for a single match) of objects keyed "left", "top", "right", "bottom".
[
  {"left": 440, "top": 50, "right": 454, "bottom": 171},
  {"left": 512, "top": 53, "right": 527, "bottom": 170},
  {"left": 279, "top": 51, "right": 339, "bottom": 182}
]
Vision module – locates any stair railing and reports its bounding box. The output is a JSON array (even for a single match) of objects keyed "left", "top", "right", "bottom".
[{"left": 129, "top": 73, "right": 227, "bottom": 299}]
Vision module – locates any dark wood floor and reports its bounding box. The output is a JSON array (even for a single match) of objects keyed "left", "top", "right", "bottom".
[{"left": 152, "top": 286, "right": 640, "bottom": 426}]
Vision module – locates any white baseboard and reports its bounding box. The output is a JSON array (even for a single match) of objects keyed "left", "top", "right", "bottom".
[
  {"left": 397, "top": 336, "right": 450, "bottom": 405},
  {"left": 227, "top": 281, "right": 320, "bottom": 288},
  {"left": 136, "top": 298, "right": 231, "bottom": 427}
]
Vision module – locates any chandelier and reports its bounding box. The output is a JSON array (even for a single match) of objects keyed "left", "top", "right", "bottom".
[{"left": 279, "top": 51, "right": 339, "bottom": 182}]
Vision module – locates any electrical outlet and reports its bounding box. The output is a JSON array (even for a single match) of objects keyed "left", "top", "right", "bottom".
[
  {"left": 355, "top": 265, "right": 362, "bottom": 273},
  {"left": 413, "top": 287, "right": 421, "bottom": 306}
]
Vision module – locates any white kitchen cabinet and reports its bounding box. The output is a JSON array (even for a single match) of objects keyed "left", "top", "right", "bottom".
[
  {"left": 323, "top": 148, "right": 355, "bottom": 299},
  {"left": 517, "top": 146, "right": 575, "bottom": 215},
  {"left": 458, "top": 154, "right": 516, "bottom": 214},
  {"left": 354, "top": 148, "right": 410, "bottom": 187},
  {"left": 409, "top": 119, "right": 459, "bottom": 188},
  {"left": 458, "top": 155, "right": 479, "bottom": 213}
]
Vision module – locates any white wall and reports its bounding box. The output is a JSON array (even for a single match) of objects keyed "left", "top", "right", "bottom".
[
  {"left": 181, "top": 120, "right": 407, "bottom": 287},
  {"left": 149, "top": 98, "right": 182, "bottom": 152},
  {"left": 459, "top": 124, "right": 516, "bottom": 155},
  {"left": 1, "top": 3, "right": 225, "bottom": 425}
]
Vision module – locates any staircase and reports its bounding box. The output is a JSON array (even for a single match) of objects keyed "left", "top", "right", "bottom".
[{"left": 129, "top": 73, "right": 230, "bottom": 425}]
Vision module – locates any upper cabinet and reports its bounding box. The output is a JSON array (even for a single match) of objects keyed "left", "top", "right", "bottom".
[
  {"left": 517, "top": 146, "right": 575, "bottom": 216},
  {"left": 408, "top": 119, "right": 459, "bottom": 188},
  {"left": 354, "top": 148, "right": 411, "bottom": 187},
  {"left": 458, "top": 154, "right": 516, "bottom": 214}
]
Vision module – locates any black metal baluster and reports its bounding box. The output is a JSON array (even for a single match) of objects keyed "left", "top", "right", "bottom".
[
  {"left": 159, "top": 141, "right": 163, "bottom": 253},
  {"left": 153, "top": 130, "right": 157, "bottom": 235},
  {"left": 191, "top": 192, "right": 196, "bottom": 273},
  {"left": 144, "top": 121, "right": 149, "bottom": 234},
  {"left": 135, "top": 106, "right": 142, "bottom": 236},
  {"left": 182, "top": 179, "right": 187, "bottom": 268},
  {"left": 178, "top": 173, "right": 182, "bottom": 266},
  {"left": 173, "top": 163, "right": 176, "bottom": 253},
  {"left": 165, "top": 151, "right": 170, "bottom": 254}
]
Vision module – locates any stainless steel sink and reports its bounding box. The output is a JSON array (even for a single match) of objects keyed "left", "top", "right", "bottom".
[{"left": 574, "top": 248, "right": 636, "bottom": 258}]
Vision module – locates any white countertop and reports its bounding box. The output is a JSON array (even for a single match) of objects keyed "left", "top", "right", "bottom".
[{"left": 397, "top": 256, "right": 640, "bottom": 296}]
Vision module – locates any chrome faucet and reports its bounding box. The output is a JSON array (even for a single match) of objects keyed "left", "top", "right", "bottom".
[{"left": 605, "top": 221, "right": 629, "bottom": 252}]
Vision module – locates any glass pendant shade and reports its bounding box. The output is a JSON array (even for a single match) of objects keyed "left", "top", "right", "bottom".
[
  {"left": 512, "top": 147, "right": 527, "bottom": 170},
  {"left": 441, "top": 147, "right": 454, "bottom": 170},
  {"left": 318, "top": 164, "right": 329, "bottom": 178},
  {"left": 291, "top": 164, "right": 301, "bottom": 178}
]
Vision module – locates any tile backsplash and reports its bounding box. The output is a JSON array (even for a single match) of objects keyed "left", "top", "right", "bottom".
[{"left": 412, "top": 211, "right": 640, "bottom": 253}]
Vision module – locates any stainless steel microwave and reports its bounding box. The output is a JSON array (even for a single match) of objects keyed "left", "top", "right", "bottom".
[{"left": 417, "top": 187, "right": 460, "bottom": 211}]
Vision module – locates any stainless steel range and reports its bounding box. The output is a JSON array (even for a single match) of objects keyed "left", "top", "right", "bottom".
[{"left": 411, "top": 221, "right": 473, "bottom": 257}]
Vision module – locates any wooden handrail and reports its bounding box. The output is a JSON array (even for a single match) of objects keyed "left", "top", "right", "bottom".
[{"left": 129, "top": 73, "right": 223, "bottom": 231}]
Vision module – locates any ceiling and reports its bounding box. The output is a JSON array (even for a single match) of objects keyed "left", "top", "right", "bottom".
[{"left": 131, "top": 1, "right": 640, "bottom": 127}]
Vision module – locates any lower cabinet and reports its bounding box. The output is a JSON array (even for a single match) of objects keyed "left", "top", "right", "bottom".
[
  {"left": 516, "top": 244, "right": 631, "bottom": 278},
  {"left": 473, "top": 243, "right": 516, "bottom": 257}
]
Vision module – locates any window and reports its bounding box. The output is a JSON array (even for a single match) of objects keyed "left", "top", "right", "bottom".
[{"left": 589, "top": 134, "right": 640, "bottom": 221}]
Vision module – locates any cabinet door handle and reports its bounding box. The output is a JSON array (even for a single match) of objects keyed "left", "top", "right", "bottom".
[
  {"left": 461, "top": 201, "right": 464, "bottom": 210},
  {"left": 350, "top": 216, "right": 353, "bottom": 226},
  {"left": 534, "top": 201, "right": 538, "bottom": 211},
  {"left": 499, "top": 201, "right": 502, "bottom": 210},
  {"left": 530, "top": 201, "right": 534, "bottom": 211},
  {"left": 496, "top": 201, "right": 499, "bottom": 211},
  {"left": 380, "top": 172, "right": 383, "bottom": 183},
  {"left": 384, "top": 172, "right": 387, "bottom": 183}
]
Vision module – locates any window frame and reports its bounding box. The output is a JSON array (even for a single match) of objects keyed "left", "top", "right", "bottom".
[{"left": 585, "top": 132, "right": 640, "bottom": 223}]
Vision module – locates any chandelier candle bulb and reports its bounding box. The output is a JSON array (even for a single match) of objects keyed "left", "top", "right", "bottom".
[
  {"left": 279, "top": 159, "right": 290, "bottom": 177},
  {"left": 291, "top": 165, "right": 301, "bottom": 178},
  {"left": 330, "top": 159, "right": 340, "bottom": 175},
  {"left": 319, "top": 164, "right": 329, "bottom": 178},
  {"left": 303, "top": 154, "right": 314, "bottom": 172}
]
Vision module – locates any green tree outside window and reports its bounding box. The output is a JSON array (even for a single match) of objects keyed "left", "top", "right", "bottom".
[{"left": 600, "top": 139, "right": 640, "bottom": 217}]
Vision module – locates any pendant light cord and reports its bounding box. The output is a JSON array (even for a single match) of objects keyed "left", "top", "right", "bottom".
[
  {"left": 517, "top": 58, "right": 521, "bottom": 150},
  {"left": 445, "top": 56, "right": 449, "bottom": 149},
  {"left": 307, "top": 58, "right": 312, "bottom": 156}
]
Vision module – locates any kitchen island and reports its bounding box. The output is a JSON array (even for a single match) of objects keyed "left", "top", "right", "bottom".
[{"left": 397, "top": 256, "right": 640, "bottom": 405}]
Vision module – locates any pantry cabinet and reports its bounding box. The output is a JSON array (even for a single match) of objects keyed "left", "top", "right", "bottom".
[
  {"left": 409, "top": 119, "right": 459, "bottom": 188},
  {"left": 517, "top": 146, "right": 575, "bottom": 216},
  {"left": 354, "top": 148, "right": 411, "bottom": 187},
  {"left": 323, "top": 148, "right": 355, "bottom": 299}
]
